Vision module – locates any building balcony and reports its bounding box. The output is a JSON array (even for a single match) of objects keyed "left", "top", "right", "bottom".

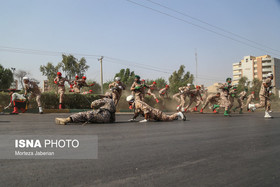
[
  {"left": 233, "top": 72, "right": 242, "bottom": 75},
  {"left": 262, "top": 68, "right": 272, "bottom": 72}
]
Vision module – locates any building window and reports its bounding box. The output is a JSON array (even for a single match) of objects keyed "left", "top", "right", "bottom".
[{"left": 246, "top": 59, "right": 248, "bottom": 62}]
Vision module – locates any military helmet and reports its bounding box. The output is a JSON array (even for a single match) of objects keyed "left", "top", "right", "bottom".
[
  {"left": 135, "top": 75, "right": 140, "bottom": 79},
  {"left": 115, "top": 77, "right": 121, "bottom": 81}
]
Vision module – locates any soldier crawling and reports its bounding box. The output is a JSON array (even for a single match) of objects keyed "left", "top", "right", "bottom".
[
  {"left": 55, "top": 92, "right": 115, "bottom": 125},
  {"left": 126, "top": 95, "right": 186, "bottom": 123}
]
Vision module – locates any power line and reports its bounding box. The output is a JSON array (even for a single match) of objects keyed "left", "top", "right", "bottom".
[
  {"left": 0, "top": 45, "right": 226, "bottom": 82},
  {"left": 125, "top": 0, "right": 280, "bottom": 57},
  {"left": 143, "top": 0, "right": 280, "bottom": 54}
]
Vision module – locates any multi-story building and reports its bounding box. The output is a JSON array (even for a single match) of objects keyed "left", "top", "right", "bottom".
[{"left": 233, "top": 55, "right": 280, "bottom": 91}]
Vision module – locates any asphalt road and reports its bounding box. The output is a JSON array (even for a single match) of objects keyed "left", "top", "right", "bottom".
[{"left": 1, "top": 112, "right": 280, "bottom": 187}]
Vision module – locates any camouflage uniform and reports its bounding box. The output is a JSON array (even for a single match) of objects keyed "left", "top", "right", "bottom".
[
  {"left": 235, "top": 91, "right": 247, "bottom": 110},
  {"left": 219, "top": 83, "right": 232, "bottom": 111},
  {"left": 254, "top": 78, "right": 272, "bottom": 111},
  {"left": 184, "top": 89, "right": 202, "bottom": 111},
  {"left": 70, "top": 98, "right": 116, "bottom": 123},
  {"left": 132, "top": 100, "right": 178, "bottom": 121},
  {"left": 73, "top": 80, "right": 90, "bottom": 93},
  {"left": 147, "top": 84, "right": 157, "bottom": 100},
  {"left": 201, "top": 90, "right": 208, "bottom": 102},
  {"left": 201, "top": 94, "right": 219, "bottom": 110},
  {"left": 72, "top": 79, "right": 81, "bottom": 93},
  {"left": 109, "top": 81, "right": 126, "bottom": 106},
  {"left": 131, "top": 81, "right": 144, "bottom": 101},
  {"left": 159, "top": 87, "right": 169, "bottom": 98},
  {"left": 246, "top": 93, "right": 255, "bottom": 109},
  {"left": 228, "top": 89, "right": 238, "bottom": 110},
  {"left": 24, "top": 81, "right": 42, "bottom": 107},
  {"left": 54, "top": 76, "right": 69, "bottom": 104},
  {"left": 173, "top": 86, "right": 190, "bottom": 111}
]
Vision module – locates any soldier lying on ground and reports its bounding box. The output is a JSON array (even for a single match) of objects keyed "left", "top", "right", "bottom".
[
  {"left": 55, "top": 92, "right": 115, "bottom": 125},
  {"left": 126, "top": 95, "right": 186, "bottom": 123}
]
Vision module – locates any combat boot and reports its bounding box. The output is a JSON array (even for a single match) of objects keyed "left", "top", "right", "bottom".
[
  {"left": 224, "top": 110, "right": 230, "bottom": 116},
  {"left": 239, "top": 109, "right": 243, "bottom": 114},
  {"left": 11, "top": 107, "right": 19, "bottom": 114},
  {"left": 264, "top": 111, "right": 272, "bottom": 118},
  {"left": 55, "top": 117, "right": 71, "bottom": 125},
  {"left": 155, "top": 99, "right": 159, "bottom": 103},
  {"left": 59, "top": 103, "right": 62, "bottom": 109},
  {"left": 200, "top": 108, "right": 203, "bottom": 113}
]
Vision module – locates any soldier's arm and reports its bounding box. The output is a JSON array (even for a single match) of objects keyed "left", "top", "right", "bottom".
[
  {"left": 130, "top": 83, "right": 135, "bottom": 91},
  {"left": 91, "top": 99, "right": 105, "bottom": 109},
  {"left": 24, "top": 85, "right": 28, "bottom": 95},
  {"left": 109, "top": 83, "right": 114, "bottom": 88},
  {"left": 54, "top": 77, "right": 58, "bottom": 84}
]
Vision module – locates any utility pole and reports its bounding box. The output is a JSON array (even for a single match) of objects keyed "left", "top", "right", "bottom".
[
  {"left": 98, "top": 56, "right": 104, "bottom": 94},
  {"left": 195, "top": 49, "right": 198, "bottom": 85}
]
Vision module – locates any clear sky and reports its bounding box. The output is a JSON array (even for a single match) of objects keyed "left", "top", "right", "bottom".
[{"left": 1, "top": 0, "right": 280, "bottom": 87}]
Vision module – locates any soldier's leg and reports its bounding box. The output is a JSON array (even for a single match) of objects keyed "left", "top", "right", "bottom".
[
  {"left": 59, "top": 88, "right": 65, "bottom": 109},
  {"left": 160, "top": 112, "right": 178, "bottom": 121},
  {"left": 173, "top": 93, "right": 181, "bottom": 103},
  {"left": 201, "top": 100, "right": 209, "bottom": 110},
  {"left": 35, "top": 94, "right": 43, "bottom": 114},
  {"left": 255, "top": 96, "right": 265, "bottom": 108},
  {"left": 184, "top": 97, "right": 194, "bottom": 112},
  {"left": 266, "top": 98, "right": 271, "bottom": 111},
  {"left": 180, "top": 95, "right": 186, "bottom": 108}
]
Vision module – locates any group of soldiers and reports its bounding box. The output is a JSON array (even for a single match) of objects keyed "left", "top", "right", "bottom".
[
  {"left": 4, "top": 72, "right": 94, "bottom": 114},
  {"left": 4, "top": 71, "right": 275, "bottom": 123},
  {"left": 55, "top": 72, "right": 275, "bottom": 125}
]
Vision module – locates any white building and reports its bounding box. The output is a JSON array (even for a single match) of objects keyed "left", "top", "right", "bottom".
[{"left": 233, "top": 55, "right": 280, "bottom": 91}]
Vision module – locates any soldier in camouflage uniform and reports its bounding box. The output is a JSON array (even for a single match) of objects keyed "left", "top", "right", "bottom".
[
  {"left": 147, "top": 81, "right": 159, "bottom": 103},
  {"left": 131, "top": 75, "right": 144, "bottom": 101},
  {"left": 249, "top": 73, "right": 274, "bottom": 118},
  {"left": 55, "top": 92, "right": 116, "bottom": 125},
  {"left": 173, "top": 83, "right": 191, "bottom": 112},
  {"left": 73, "top": 76, "right": 94, "bottom": 93},
  {"left": 54, "top": 72, "right": 70, "bottom": 109},
  {"left": 219, "top": 78, "right": 232, "bottom": 116},
  {"left": 184, "top": 85, "right": 203, "bottom": 112},
  {"left": 232, "top": 88, "right": 248, "bottom": 114},
  {"left": 126, "top": 95, "right": 186, "bottom": 122},
  {"left": 159, "top": 85, "right": 169, "bottom": 98},
  {"left": 109, "top": 77, "right": 126, "bottom": 106},
  {"left": 200, "top": 92, "right": 220, "bottom": 113},
  {"left": 23, "top": 77, "right": 43, "bottom": 114},
  {"left": 228, "top": 85, "right": 238, "bottom": 111}
]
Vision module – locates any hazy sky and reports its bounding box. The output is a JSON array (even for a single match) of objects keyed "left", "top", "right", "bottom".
[{"left": 1, "top": 0, "right": 280, "bottom": 87}]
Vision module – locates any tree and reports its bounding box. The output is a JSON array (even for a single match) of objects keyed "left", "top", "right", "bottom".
[
  {"left": 250, "top": 78, "right": 262, "bottom": 98},
  {"left": 14, "top": 70, "right": 30, "bottom": 89},
  {"left": 146, "top": 78, "right": 167, "bottom": 90},
  {"left": 114, "top": 68, "right": 135, "bottom": 86},
  {"left": 237, "top": 76, "right": 248, "bottom": 93},
  {"left": 168, "top": 65, "right": 194, "bottom": 94},
  {"left": 0, "top": 64, "right": 14, "bottom": 89},
  {"left": 59, "top": 54, "right": 89, "bottom": 80},
  {"left": 40, "top": 62, "right": 61, "bottom": 81}
]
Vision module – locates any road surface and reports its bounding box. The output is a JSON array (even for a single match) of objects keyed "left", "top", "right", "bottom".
[{"left": 0, "top": 112, "right": 280, "bottom": 186}]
